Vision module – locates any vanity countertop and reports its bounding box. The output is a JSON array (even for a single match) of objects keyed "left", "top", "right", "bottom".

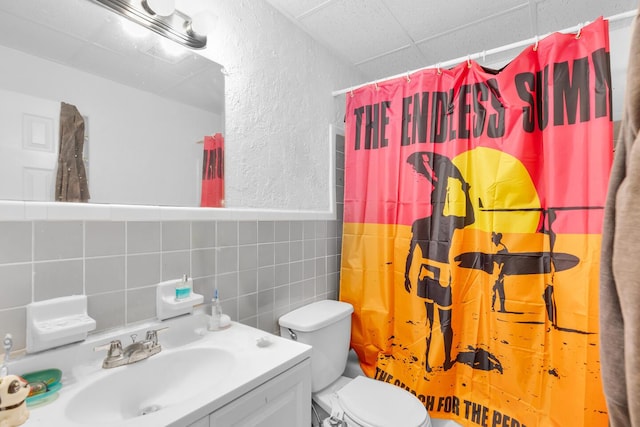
[{"left": 8, "top": 313, "right": 311, "bottom": 426}]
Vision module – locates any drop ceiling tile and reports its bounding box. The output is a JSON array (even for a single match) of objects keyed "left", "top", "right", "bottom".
[
  {"left": 264, "top": 0, "right": 334, "bottom": 19},
  {"left": 0, "top": 0, "right": 110, "bottom": 41},
  {"left": 355, "top": 45, "right": 430, "bottom": 82},
  {"left": 0, "top": 11, "right": 87, "bottom": 64},
  {"left": 535, "top": 0, "right": 636, "bottom": 35},
  {"left": 416, "top": 7, "right": 531, "bottom": 70},
  {"left": 297, "top": 0, "right": 415, "bottom": 64},
  {"left": 69, "top": 45, "right": 150, "bottom": 88},
  {"left": 161, "top": 63, "right": 224, "bottom": 114},
  {"left": 382, "top": 0, "right": 530, "bottom": 43}
]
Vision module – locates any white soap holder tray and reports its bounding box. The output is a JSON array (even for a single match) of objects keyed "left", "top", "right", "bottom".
[
  {"left": 26, "top": 295, "right": 96, "bottom": 353},
  {"left": 156, "top": 277, "right": 203, "bottom": 320}
]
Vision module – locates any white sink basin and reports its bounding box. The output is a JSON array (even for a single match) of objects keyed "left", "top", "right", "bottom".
[{"left": 64, "top": 347, "right": 235, "bottom": 424}]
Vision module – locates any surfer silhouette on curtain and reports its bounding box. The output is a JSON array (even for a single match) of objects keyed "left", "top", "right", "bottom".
[
  {"left": 491, "top": 232, "right": 509, "bottom": 313},
  {"left": 454, "top": 208, "right": 582, "bottom": 331},
  {"left": 404, "top": 151, "right": 475, "bottom": 372}
]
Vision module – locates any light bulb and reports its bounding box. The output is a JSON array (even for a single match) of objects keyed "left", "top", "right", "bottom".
[
  {"left": 190, "top": 11, "right": 217, "bottom": 35},
  {"left": 145, "top": 0, "right": 175, "bottom": 17}
]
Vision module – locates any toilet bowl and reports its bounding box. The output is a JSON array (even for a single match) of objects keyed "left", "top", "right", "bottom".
[
  {"left": 315, "top": 375, "right": 430, "bottom": 427},
  {"left": 279, "top": 300, "right": 431, "bottom": 427}
]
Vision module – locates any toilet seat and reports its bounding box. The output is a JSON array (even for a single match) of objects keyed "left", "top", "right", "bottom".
[{"left": 331, "top": 376, "right": 430, "bottom": 427}]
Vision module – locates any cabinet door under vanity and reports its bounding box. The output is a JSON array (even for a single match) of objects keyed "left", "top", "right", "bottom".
[{"left": 207, "top": 360, "right": 311, "bottom": 427}]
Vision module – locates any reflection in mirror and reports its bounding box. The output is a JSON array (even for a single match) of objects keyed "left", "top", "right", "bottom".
[{"left": 0, "top": 0, "right": 224, "bottom": 207}]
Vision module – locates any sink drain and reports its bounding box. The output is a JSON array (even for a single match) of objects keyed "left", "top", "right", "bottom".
[{"left": 139, "top": 404, "right": 163, "bottom": 416}]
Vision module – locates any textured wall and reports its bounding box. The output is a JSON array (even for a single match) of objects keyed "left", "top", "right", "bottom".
[{"left": 188, "top": 0, "right": 364, "bottom": 211}]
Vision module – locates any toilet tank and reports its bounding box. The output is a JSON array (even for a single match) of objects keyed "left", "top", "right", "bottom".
[{"left": 279, "top": 300, "right": 354, "bottom": 392}]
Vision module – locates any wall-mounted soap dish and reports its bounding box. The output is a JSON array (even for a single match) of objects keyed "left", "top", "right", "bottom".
[
  {"left": 26, "top": 295, "right": 96, "bottom": 353},
  {"left": 156, "top": 276, "right": 203, "bottom": 321}
]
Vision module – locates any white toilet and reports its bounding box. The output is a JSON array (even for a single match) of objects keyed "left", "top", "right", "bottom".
[{"left": 279, "top": 300, "right": 431, "bottom": 427}]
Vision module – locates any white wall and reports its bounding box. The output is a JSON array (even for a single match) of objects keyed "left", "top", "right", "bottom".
[
  {"left": 609, "top": 22, "right": 633, "bottom": 121},
  {"left": 184, "top": 0, "right": 364, "bottom": 212}
]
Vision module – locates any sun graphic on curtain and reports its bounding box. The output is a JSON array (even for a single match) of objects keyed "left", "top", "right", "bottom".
[{"left": 452, "top": 147, "right": 541, "bottom": 234}]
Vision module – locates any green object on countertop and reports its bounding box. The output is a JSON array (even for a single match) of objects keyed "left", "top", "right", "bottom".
[
  {"left": 25, "top": 382, "right": 62, "bottom": 406},
  {"left": 20, "top": 368, "right": 62, "bottom": 406}
]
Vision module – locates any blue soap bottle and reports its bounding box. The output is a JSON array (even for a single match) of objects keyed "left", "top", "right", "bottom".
[{"left": 175, "top": 274, "right": 191, "bottom": 300}]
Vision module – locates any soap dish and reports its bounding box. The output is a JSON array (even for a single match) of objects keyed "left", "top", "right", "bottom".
[
  {"left": 21, "top": 368, "right": 63, "bottom": 408},
  {"left": 26, "top": 295, "right": 96, "bottom": 353},
  {"left": 156, "top": 277, "right": 203, "bottom": 320},
  {"left": 26, "top": 382, "right": 62, "bottom": 407}
]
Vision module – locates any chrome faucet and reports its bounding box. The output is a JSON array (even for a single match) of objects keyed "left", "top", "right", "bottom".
[{"left": 94, "top": 328, "right": 167, "bottom": 369}]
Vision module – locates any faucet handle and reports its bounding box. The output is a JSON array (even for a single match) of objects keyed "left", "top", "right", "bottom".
[
  {"left": 145, "top": 327, "right": 168, "bottom": 345},
  {"left": 145, "top": 330, "right": 157, "bottom": 344},
  {"left": 94, "top": 340, "right": 123, "bottom": 358}
]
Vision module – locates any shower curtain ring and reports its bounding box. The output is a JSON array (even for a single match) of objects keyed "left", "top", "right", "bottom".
[
  {"left": 406, "top": 72, "right": 411, "bottom": 83},
  {"left": 533, "top": 36, "right": 539, "bottom": 51},
  {"left": 575, "top": 23, "right": 583, "bottom": 39},
  {"left": 436, "top": 63, "right": 442, "bottom": 75},
  {"left": 374, "top": 82, "right": 379, "bottom": 91},
  {"left": 350, "top": 89, "right": 354, "bottom": 98},
  {"left": 467, "top": 55, "right": 472, "bottom": 68}
]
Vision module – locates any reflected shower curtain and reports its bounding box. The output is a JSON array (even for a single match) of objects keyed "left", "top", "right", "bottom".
[
  {"left": 340, "top": 18, "right": 612, "bottom": 426},
  {"left": 201, "top": 133, "right": 225, "bottom": 207}
]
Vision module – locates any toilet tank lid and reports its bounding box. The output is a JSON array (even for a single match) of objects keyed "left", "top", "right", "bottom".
[{"left": 279, "top": 300, "right": 354, "bottom": 332}]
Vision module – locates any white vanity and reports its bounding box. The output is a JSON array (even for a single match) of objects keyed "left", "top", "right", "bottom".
[{"left": 7, "top": 313, "right": 312, "bottom": 426}]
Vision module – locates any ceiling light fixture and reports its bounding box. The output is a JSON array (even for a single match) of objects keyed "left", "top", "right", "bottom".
[
  {"left": 143, "top": 0, "right": 174, "bottom": 17},
  {"left": 92, "top": 0, "right": 206, "bottom": 49}
]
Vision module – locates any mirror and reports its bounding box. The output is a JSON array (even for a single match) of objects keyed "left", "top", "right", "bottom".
[{"left": 0, "top": 0, "right": 224, "bottom": 207}]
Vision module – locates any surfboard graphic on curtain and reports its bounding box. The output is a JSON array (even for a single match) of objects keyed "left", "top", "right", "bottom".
[{"left": 341, "top": 18, "right": 612, "bottom": 426}]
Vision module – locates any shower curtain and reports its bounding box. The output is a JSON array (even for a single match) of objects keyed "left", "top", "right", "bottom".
[{"left": 341, "top": 18, "right": 612, "bottom": 426}]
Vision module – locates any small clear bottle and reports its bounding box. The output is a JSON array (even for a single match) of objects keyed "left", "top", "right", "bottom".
[{"left": 209, "top": 289, "right": 223, "bottom": 331}]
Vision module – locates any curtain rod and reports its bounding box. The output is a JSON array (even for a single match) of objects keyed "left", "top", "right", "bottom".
[{"left": 332, "top": 9, "right": 637, "bottom": 97}]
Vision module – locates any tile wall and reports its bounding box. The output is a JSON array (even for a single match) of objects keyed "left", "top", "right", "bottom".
[{"left": 0, "top": 219, "right": 342, "bottom": 351}]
